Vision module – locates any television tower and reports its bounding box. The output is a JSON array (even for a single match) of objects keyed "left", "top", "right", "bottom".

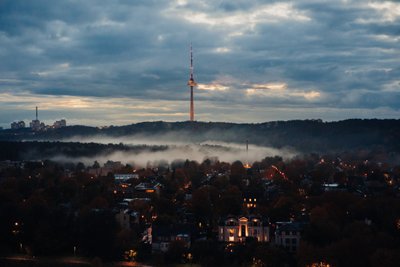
[
  {"left": 36, "top": 106, "right": 38, "bottom": 121},
  {"left": 187, "top": 44, "right": 197, "bottom": 121}
]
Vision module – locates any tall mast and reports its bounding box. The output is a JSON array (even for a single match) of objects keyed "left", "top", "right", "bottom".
[{"left": 187, "top": 44, "right": 197, "bottom": 121}]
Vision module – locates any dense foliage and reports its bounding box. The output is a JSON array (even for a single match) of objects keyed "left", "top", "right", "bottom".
[
  {"left": 0, "top": 148, "right": 399, "bottom": 266},
  {"left": 1, "top": 119, "right": 400, "bottom": 152}
]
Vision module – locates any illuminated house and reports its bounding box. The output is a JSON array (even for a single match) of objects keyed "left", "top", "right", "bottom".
[
  {"left": 218, "top": 215, "right": 269, "bottom": 242},
  {"left": 112, "top": 174, "right": 138, "bottom": 196},
  {"left": 134, "top": 182, "right": 162, "bottom": 198},
  {"left": 243, "top": 196, "right": 258, "bottom": 213}
]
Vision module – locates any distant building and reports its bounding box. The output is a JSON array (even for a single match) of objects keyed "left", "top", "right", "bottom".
[
  {"left": 104, "top": 160, "right": 124, "bottom": 170},
  {"left": 115, "top": 209, "right": 139, "bottom": 230},
  {"left": 53, "top": 119, "right": 66, "bottom": 128},
  {"left": 218, "top": 215, "right": 269, "bottom": 242},
  {"left": 112, "top": 174, "right": 138, "bottom": 196},
  {"left": 11, "top": 121, "right": 25, "bottom": 129},
  {"left": 115, "top": 173, "right": 139, "bottom": 184},
  {"left": 30, "top": 120, "right": 45, "bottom": 131},
  {"left": 88, "top": 162, "right": 127, "bottom": 177},
  {"left": 30, "top": 106, "right": 44, "bottom": 131},
  {"left": 322, "top": 183, "right": 346, "bottom": 192},
  {"left": 274, "top": 221, "right": 303, "bottom": 252},
  {"left": 243, "top": 195, "right": 258, "bottom": 212},
  {"left": 134, "top": 182, "right": 162, "bottom": 198},
  {"left": 0, "top": 160, "right": 21, "bottom": 170},
  {"left": 151, "top": 223, "right": 192, "bottom": 252}
]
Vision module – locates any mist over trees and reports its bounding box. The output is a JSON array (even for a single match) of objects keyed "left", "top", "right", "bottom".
[
  {"left": 2, "top": 119, "right": 400, "bottom": 153},
  {"left": 0, "top": 141, "right": 169, "bottom": 162}
]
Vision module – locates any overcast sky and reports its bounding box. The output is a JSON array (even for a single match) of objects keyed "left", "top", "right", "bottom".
[{"left": 0, "top": 0, "right": 399, "bottom": 128}]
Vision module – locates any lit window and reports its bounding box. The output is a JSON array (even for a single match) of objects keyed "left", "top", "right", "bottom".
[{"left": 229, "top": 229, "right": 235, "bottom": 236}]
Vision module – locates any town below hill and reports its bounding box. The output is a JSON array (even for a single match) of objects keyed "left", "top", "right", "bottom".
[{"left": 1, "top": 119, "right": 400, "bottom": 266}]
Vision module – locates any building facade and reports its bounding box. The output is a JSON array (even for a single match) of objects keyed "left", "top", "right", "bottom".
[
  {"left": 218, "top": 215, "right": 269, "bottom": 242},
  {"left": 274, "top": 222, "right": 302, "bottom": 252},
  {"left": 53, "top": 119, "right": 67, "bottom": 128},
  {"left": 151, "top": 223, "right": 192, "bottom": 252},
  {"left": 30, "top": 119, "right": 45, "bottom": 131},
  {"left": 11, "top": 121, "right": 25, "bottom": 129},
  {"left": 115, "top": 209, "right": 139, "bottom": 230}
]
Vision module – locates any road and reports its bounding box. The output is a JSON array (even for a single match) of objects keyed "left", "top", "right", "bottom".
[{"left": 0, "top": 255, "right": 151, "bottom": 267}]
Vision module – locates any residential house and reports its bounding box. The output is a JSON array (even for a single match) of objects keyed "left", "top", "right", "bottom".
[
  {"left": 274, "top": 221, "right": 302, "bottom": 252},
  {"left": 218, "top": 215, "right": 269, "bottom": 242},
  {"left": 115, "top": 209, "right": 139, "bottom": 230},
  {"left": 151, "top": 223, "right": 192, "bottom": 252}
]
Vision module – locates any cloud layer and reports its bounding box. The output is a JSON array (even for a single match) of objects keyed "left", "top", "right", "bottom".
[{"left": 0, "top": 0, "right": 399, "bottom": 127}]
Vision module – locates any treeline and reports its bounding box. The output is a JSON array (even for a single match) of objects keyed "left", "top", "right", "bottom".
[
  {"left": 0, "top": 141, "right": 168, "bottom": 161},
  {"left": 2, "top": 119, "right": 400, "bottom": 152}
]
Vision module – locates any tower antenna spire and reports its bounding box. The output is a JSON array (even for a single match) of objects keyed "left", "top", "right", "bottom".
[{"left": 187, "top": 43, "right": 197, "bottom": 121}]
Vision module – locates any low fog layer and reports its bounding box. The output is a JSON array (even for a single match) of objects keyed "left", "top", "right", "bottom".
[{"left": 55, "top": 135, "right": 297, "bottom": 167}]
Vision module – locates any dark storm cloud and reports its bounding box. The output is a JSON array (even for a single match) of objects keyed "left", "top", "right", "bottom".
[{"left": 0, "top": 0, "right": 400, "bottom": 127}]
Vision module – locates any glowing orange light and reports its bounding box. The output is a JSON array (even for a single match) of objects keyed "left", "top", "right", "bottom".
[{"left": 244, "top": 163, "right": 252, "bottom": 169}]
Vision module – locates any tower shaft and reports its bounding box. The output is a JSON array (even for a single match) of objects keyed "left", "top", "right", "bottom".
[
  {"left": 190, "top": 86, "right": 194, "bottom": 121},
  {"left": 36, "top": 106, "right": 38, "bottom": 120},
  {"left": 187, "top": 44, "right": 197, "bottom": 121}
]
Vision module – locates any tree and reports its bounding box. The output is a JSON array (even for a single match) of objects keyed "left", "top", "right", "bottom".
[
  {"left": 218, "top": 186, "right": 243, "bottom": 216},
  {"left": 92, "top": 161, "right": 100, "bottom": 169},
  {"left": 192, "top": 240, "right": 223, "bottom": 266},
  {"left": 191, "top": 185, "right": 219, "bottom": 227},
  {"left": 164, "top": 240, "right": 186, "bottom": 263},
  {"left": 255, "top": 244, "right": 293, "bottom": 267},
  {"left": 230, "top": 161, "right": 246, "bottom": 189},
  {"left": 77, "top": 209, "right": 117, "bottom": 259},
  {"left": 75, "top": 162, "right": 86, "bottom": 172}
]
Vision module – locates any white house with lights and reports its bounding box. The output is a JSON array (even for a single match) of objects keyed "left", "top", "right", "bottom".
[{"left": 218, "top": 215, "right": 269, "bottom": 242}]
